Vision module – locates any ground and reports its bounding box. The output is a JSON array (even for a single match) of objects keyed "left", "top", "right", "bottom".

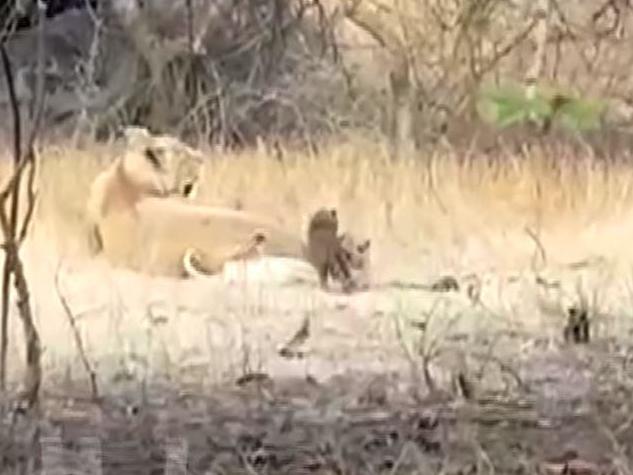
[{"left": 2, "top": 142, "right": 633, "bottom": 473}]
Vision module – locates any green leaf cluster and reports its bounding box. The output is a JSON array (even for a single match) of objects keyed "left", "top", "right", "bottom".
[{"left": 476, "top": 82, "right": 606, "bottom": 131}]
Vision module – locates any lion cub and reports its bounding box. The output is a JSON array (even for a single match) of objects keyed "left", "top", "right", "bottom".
[
  {"left": 333, "top": 232, "right": 371, "bottom": 292},
  {"left": 305, "top": 208, "right": 371, "bottom": 293}
]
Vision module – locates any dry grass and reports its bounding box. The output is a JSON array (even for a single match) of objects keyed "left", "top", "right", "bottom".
[{"left": 2, "top": 135, "right": 631, "bottom": 279}]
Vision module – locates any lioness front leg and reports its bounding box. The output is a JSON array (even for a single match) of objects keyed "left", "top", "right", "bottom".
[
  {"left": 182, "top": 248, "right": 224, "bottom": 278},
  {"left": 225, "top": 231, "right": 267, "bottom": 262},
  {"left": 182, "top": 231, "right": 268, "bottom": 279}
]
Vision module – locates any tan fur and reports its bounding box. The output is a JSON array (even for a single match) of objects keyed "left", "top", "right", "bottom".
[
  {"left": 95, "top": 195, "right": 306, "bottom": 277},
  {"left": 182, "top": 231, "right": 267, "bottom": 278},
  {"left": 86, "top": 127, "right": 204, "bottom": 255}
]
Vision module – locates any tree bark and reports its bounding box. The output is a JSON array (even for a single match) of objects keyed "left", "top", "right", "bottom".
[
  {"left": 525, "top": 0, "right": 550, "bottom": 121},
  {"left": 343, "top": 0, "right": 416, "bottom": 160}
]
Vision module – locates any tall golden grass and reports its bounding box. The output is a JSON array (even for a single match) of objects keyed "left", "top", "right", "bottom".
[{"left": 2, "top": 135, "right": 633, "bottom": 280}]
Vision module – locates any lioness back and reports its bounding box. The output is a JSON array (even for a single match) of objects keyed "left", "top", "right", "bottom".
[{"left": 114, "top": 198, "right": 306, "bottom": 276}]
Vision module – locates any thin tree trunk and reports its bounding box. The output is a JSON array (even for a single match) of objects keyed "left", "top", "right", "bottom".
[
  {"left": 0, "top": 37, "right": 23, "bottom": 393},
  {"left": 388, "top": 54, "right": 416, "bottom": 160},
  {"left": 0, "top": 1, "right": 45, "bottom": 407},
  {"left": 525, "top": 0, "right": 550, "bottom": 120},
  {"left": 343, "top": 1, "right": 417, "bottom": 160}
]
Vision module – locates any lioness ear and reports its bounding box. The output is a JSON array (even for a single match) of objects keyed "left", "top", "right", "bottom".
[
  {"left": 182, "top": 182, "right": 194, "bottom": 198},
  {"left": 144, "top": 147, "right": 163, "bottom": 170},
  {"left": 358, "top": 239, "right": 371, "bottom": 252},
  {"left": 118, "top": 125, "right": 150, "bottom": 141},
  {"left": 252, "top": 230, "right": 268, "bottom": 244}
]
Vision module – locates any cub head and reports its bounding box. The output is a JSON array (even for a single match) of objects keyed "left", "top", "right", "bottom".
[
  {"left": 335, "top": 232, "right": 372, "bottom": 292},
  {"left": 308, "top": 207, "right": 339, "bottom": 235},
  {"left": 338, "top": 232, "right": 371, "bottom": 271}
]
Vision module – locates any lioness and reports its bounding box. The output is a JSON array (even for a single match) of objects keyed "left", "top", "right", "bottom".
[
  {"left": 88, "top": 127, "right": 305, "bottom": 274},
  {"left": 87, "top": 137, "right": 371, "bottom": 288},
  {"left": 86, "top": 126, "right": 204, "bottom": 254}
]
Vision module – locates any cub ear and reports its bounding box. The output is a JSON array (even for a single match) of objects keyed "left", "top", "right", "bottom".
[
  {"left": 329, "top": 208, "right": 338, "bottom": 219},
  {"left": 358, "top": 239, "right": 371, "bottom": 252},
  {"left": 252, "top": 229, "right": 268, "bottom": 244}
]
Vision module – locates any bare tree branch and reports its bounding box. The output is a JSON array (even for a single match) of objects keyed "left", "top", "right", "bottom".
[
  {"left": 0, "top": 0, "right": 44, "bottom": 409},
  {"left": 525, "top": 0, "right": 550, "bottom": 115},
  {"left": 0, "top": 35, "right": 21, "bottom": 393}
]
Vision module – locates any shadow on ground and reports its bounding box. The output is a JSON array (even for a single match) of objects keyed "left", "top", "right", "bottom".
[{"left": 1, "top": 332, "right": 632, "bottom": 474}]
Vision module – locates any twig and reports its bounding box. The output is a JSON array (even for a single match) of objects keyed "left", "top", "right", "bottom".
[
  {"left": 17, "top": 152, "right": 37, "bottom": 245},
  {"left": 524, "top": 226, "right": 547, "bottom": 270},
  {"left": 185, "top": 0, "right": 194, "bottom": 58},
  {"left": 0, "top": 2, "right": 44, "bottom": 409},
  {"left": 54, "top": 262, "right": 99, "bottom": 401},
  {"left": 525, "top": 0, "right": 550, "bottom": 129},
  {"left": 28, "top": 2, "right": 46, "bottom": 129},
  {"left": 17, "top": 0, "right": 46, "bottom": 244},
  {"left": 0, "top": 34, "right": 22, "bottom": 393}
]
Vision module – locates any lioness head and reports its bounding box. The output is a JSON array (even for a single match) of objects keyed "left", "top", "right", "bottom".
[
  {"left": 86, "top": 127, "right": 205, "bottom": 255},
  {"left": 117, "top": 126, "right": 204, "bottom": 200}
]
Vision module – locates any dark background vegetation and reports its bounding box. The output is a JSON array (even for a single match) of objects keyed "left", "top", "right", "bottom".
[{"left": 0, "top": 0, "right": 632, "bottom": 157}]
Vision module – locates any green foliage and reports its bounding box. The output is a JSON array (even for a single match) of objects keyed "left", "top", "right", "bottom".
[{"left": 476, "top": 82, "right": 606, "bottom": 131}]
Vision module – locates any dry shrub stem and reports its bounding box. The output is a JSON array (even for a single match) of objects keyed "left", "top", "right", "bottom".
[
  {"left": 0, "top": 3, "right": 46, "bottom": 407},
  {"left": 0, "top": 45, "right": 20, "bottom": 394},
  {"left": 54, "top": 264, "right": 99, "bottom": 401}
]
